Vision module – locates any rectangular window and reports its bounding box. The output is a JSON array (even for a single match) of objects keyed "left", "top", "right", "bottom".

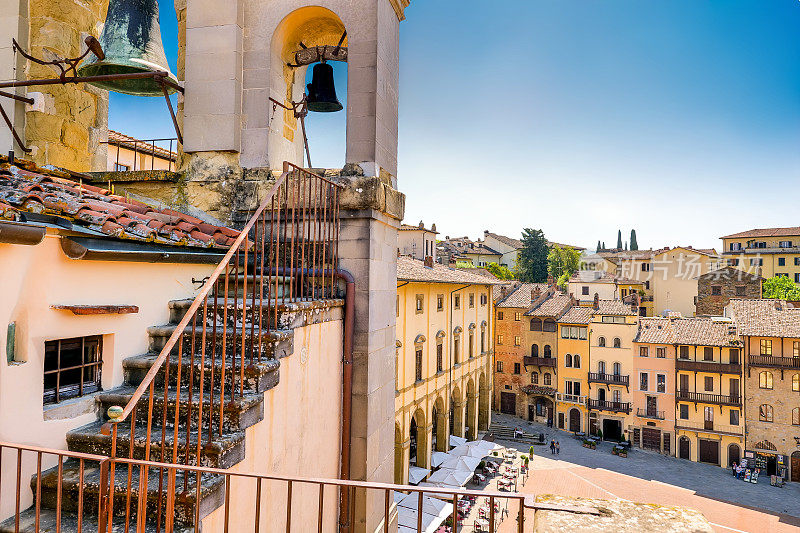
[
  {"left": 729, "top": 378, "right": 740, "bottom": 398},
  {"left": 794, "top": 341, "right": 800, "bottom": 358},
  {"left": 582, "top": 286, "right": 589, "bottom": 295},
  {"left": 565, "top": 381, "right": 573, "bottom": 395},
  {"left": 469, "top": 332, "right": 474, "bottom": 358},
  {"left": 436, "top": 343, "right": 443, "bottom": 373},
  {"left": 114, "top": 163, "right": 130, "bottom": 171},
  {"left": 779, "top": 241, "right": 792, "bottom": 248},
  {"left": 480, "top": 294, "right": 487, "bottom": 306},
  {"left": 415, "top": 349, "right": 423, "bottom": 382},
  {"left": 750, "top": 258, "right": 763, "bottom": 266},
  {"left": 656, "top": 347, "right": 666, "bottom": 358},
  {"left": 679, "top": 374, "right": 689, "bottom": 392},
  {"left": 796, "top": 273, "right": 800, "bottom": 283},
  {"left": 729, "top": 348, "right": 739, "bottom": 364},
  {"left": 704, "top": 376, "right": 714, "bottom": 392},
  {"left": 574, "top": 381, "right": 581, "bottom": 395},
  {"left": 469, "top": 293, "right": 475, "bottom": 308},
  {"left": 514, "top": 363, "right": 521, "bottom": 374},
  {"left": 711, "top": 285, "right": 722, "bottom": 295},
  {"left": 415, "top": 295, "right": 424, "bottom": 314},
  {"left": 760, "top": 339, "right": 772, "bottom": 356},
  {"left": 704, "top": 347, "right": 714, "bottom": 361},
  {"left": 639, "top": 346, "right": 649, "bottom": 357},
  {"left": 657, "top": 374, "right": 666, "bottom": 393},
  {"left": 497, "top": 311, "right": 504, "bottom": 321},
  {"left": 735, "top": 285, "right": 746, "bottom": 296},
  {"left": 730, "top": 409, "right": 740, "bottom": 426},
  {"left": 679, "top": 346, "right": 689, "bottom": 359},
  {"left": 778, "top": 258, "right": 786, "bottom": 266},
  {"left": 454, "top": 295, "right": 461, "bottom": 309},
  {"left": 729, "top": 259, "right": 739, "bottom": 266},
  {"left": 437, "top": 295, "right": 444, "bottom": 311},
  {"left": 795, "top": 257, "right": 800, "bottom": 266},
  {"left": 641, "top": 263, "right": 651, "bottom": 272},
  {"left": 579, "top": 327, "right": 587, "bottom": 340},
  {"left": 44, "top": 336, "right": 103, "bottom": 404},
  {"left": 497, "top": 334, "right": 504, "bottom": 345},
  {"left": 514, "top": 336, "right": 521, "bottom": 346},
  {"left": 561, "top": 327, "right": 569, "bottom": 339},
  {"left": 396, "top": 295, "right": 399, "bottom": 317},
  {"left": 514, "top": 312, "right": 521, "bottom": 321},
  {"left": 496, "top": 361, "right": 503, "bottom": 373},
  {"left": 679, "top": 404, "right": 689, "bottom": 419},
  {"left": 640, "top": 372, "right": 648, "bottom": 391}
]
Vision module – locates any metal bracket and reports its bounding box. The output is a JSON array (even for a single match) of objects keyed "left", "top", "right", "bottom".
[
  {"left": 287, "top": 31, "right": 348, "bottom": 68},
  {"left": 269, "top": 96, "right": 312, "bottom": 168}
]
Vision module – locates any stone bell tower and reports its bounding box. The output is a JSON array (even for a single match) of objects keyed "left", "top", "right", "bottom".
[{"left": 176, "top": 1, "right": 409, "bottom": 531}]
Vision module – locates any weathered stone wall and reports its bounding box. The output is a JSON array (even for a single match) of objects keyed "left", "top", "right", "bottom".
[
  {"left": 696, "top": 270, "right": 761, "bottom": 316},
  {"left": 24, "top": 0, "right": 108, "bottom": 171}
]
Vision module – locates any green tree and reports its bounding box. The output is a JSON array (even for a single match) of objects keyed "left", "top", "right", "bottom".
[
  {"left": 616, "top": 230, "right": 622, "bottom": 250},
  {"left": 485, "top": 262, "right": 515, "bottom": 280},
  {"left": 516, "top": 228, "right": 549, "bottom": 282},
  {"left": 630, "top": 229, "right": 638, "bottom": 251},
  {"left": 596, "top": 240, "right": 602, "bottom": 252},
  {"left": 455, "top": 261, "right": 475, "bottom": 269},
  {"left": 548, "top": 245, "right": 581, "bottom": 289},
  {"left": 602, "top": 241, "right": 606, "bottom": 250},
  {"left": 762, "top": 276, "right": 800, "bottom": 300}
]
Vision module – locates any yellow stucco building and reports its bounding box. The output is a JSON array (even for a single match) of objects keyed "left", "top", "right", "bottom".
[
  {"left": 555, "top": 306, "right": 592, "bottom": 433},
  {"left": 721, "top": 226, "right": 800, "bottom": 282},
  {"left": 394, "top": 256, "right": 496, "bottom": 484}
]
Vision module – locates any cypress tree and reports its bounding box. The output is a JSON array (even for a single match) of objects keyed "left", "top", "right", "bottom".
[
  {"left": 630, "top": 229, "right": 639, "bottom": 251},
  {"left": 617, "top": 230, "right": 622, "bottom": 250},
  {"left": 597, "top": 240, "right": 602, "bottom": 252}
]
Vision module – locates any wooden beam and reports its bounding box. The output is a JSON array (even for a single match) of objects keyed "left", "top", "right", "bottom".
[{"left": 50, "top": 305, "right": 139, "bottom": 315}]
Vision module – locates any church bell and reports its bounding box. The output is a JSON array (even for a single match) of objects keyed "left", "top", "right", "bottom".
[
  {"left": 78, "top": 0, "right": 179, "bottom": 96},
  {"left": 306, "top": 62, "right": 343, "bottom": 113}
]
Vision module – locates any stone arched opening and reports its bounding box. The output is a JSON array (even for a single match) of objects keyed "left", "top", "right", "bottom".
[
  {"left": 433, "top": 396, "right": 448, "bottom": 452},
  {"left": 410, "top": 406, "right": 429, "bottom": 468},
  {"left": 478, "top": 372, "right": 490, "bottom": 431}
]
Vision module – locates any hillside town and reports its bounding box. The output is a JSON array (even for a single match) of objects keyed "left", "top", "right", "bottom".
[{"left": 1, "top": 0, "right": 799, "bottom": 532}]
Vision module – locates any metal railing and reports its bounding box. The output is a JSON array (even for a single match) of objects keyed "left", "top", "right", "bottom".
[
  {"left": 555, "top": 393, "right": 586, "bottom": 405},
  {"left": 748, "top": 355, "right": 800, "bottom": 369},
  {"left": 587, "top": 399, "right": 631, "bottom": 413},
  {"left": 587, "top": 372, "right": 629, "bottom": 386},
  {"left": 103, "top": 137, "right": 178, "bottom": 172},
  {"left": 0, "top": 441, "right": 531, "bottom": 533},
  {"left": 675, "top": 390, "right": 741, "bottom": 406},
  {"left": 675, "top": 360, "right": 741, "bottom": 374},
  {"left": 636, "top": 408, "right": 665, "bottom": 420},
  {"left": 523, "top": 356, "right": 556, "bottom": 368}
]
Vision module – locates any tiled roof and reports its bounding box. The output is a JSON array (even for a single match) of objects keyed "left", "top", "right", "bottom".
[
  {"left": 399, "top": 222, "right": 438, "bottom": 233},
  {"left": 635, "top": 317, "right": 738, "bottom": 346},
  {"left": 0, "top": 157, "right": 239, "bottom": 249},
  {"left": 492, "top": 281, "right": 519, "bottom": 303},
  {"left": 727, "top": 299, "right": 800, "bottom": 338},
  {"left": 397, "top": 256, "right": 502, "bottom": 285},
  {"left": 463, "top": 244, "right": 502, "bottom": 256},
  {"left": 599, "top": 249, "right": 667, "bottom": 262},
  {"left": 657, "top": 246, "right": 718, "bottom": 257},
  {"left": 559, "top": 306, "right": 592, "bottom": 325},
  {"left": 484, "top": 231, "right": 522, "bottom": 249},
  {"left": 548, "top": 241, "right": 586, "bottom": 251},
  {"left": 594, "top": 300, "right": 637, "bottom": 316},
  {"left": 697, "top": 266, "right": 762, "bottom": 281},
  {"left": 496, "top": 283, "right": 550, "bottom": 308},
  {"left": 568, "top": 270, "right": 642, "bottom": 285},
  {"left": 108, "top": 130, "right": 177, "bottom": 160},
  {"left": 527, "top": 293, "right": 572, "bottom": 318},
  {"left": 721, "top": 227, "right": 800, "bottom": 239}
]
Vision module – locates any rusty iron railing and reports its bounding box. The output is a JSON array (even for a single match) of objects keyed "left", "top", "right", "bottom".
[{"left": 0, "top": 441, "right": 532, "bottom": 532}]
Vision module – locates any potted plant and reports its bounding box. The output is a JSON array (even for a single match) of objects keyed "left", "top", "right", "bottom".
[
  {"left": 529, "top": 446, "right": 535, "bottom": 456},
  {"left": 597, "top": 429, "right": 603, "bottom": 441}
]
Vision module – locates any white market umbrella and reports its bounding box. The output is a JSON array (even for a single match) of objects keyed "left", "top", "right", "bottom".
[
  {"left": 430, "top": 451, "right": 449, "bottom": 468},
  {"left": 408, "top": 466, "right": 430, "bottom": 485},
  {"left": 439, "top": 455, "right": 480, "bottom": 472},
  {"left": 449, "top": 435, "right": 467, "bottom": 447},
  {"left": 397, "top": 508, "right": 442, "bottom": 533},
  {"left": 428, "top": 467, "right": 473, "bottom": 487},
  {"left": 468, "top": 440, "right": 503, "bottom": 453},
  {"left": 398, "top": 492, "right": 453, "bottom": 519},
  {"left": 448, "top": 444, "right": 486, "bottom": 459}
]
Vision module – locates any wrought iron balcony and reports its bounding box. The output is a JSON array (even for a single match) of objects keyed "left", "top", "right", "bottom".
[
  {"left": 587, "top": 399, "right": 631, "bottom": 413},
  {"left": 588, "top": 372, "right": 629, "bottom": 386},
  {"left": 676, "top": 390, "right": 741, "bottom": 406},
  {"left": 674, "top": 420, "right": 744, "bottom": 436},
  {"left": 636, "top": 408, "right": 665, "bottom": 420},
  {"left": 524, "top": 356, "right": 557, "bottom": 368},
  {"left": 748, "top": 355, "right": 800, "bottom": 369},
  {"left": 675, "top": 359, "right": 741, "bottom": 374},
  {"left": 555, "top": 393, "right": 587, "bottom": 405}
]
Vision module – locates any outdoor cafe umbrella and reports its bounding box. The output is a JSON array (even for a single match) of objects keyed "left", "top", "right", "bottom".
[
  {"left": 448, "top": 444, "right": 486, "bottom": 459},
  {"left": 397, "top": 492, "right": 453, "bottom": 520},
  {"left": 439, "top": 455, "right": 480, "bottom": 473},
  {"left": 427, "top": 466, "right": 473, "bottom": 487},
  {"left": 397, "top": 507, "right": 444, "bottom": 533},
  {"left": 408, "top": 466, "right": 430, "bottom": 485},
  {"left": 467, "top": 440, "right": 503, "bottom": 453},
  {"left": 449, "top": 435, "right": 467, "bottom": 448},
  {"left": 430, "top": 451, "right": 449, "bottom": 468}
]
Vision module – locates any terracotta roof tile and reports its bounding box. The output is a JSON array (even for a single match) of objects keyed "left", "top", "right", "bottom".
[
  {"left": 635, "top": 316, "right": 738, "bottom": 346},
  {"left": 496, "top": 283, "right": 550, "bottom": 308},
  {"left": 0, "top": 157, "right": 238, "bottom": 249},
  {"left": 594, "top": 300, "right": 637, "bottom": 316},
  {"left": 559, "top": 306, "right": 592, "bottom": 325},
  {"left": 526, "top": 293, "right": 572, "bottom": 318},
  {"left": 396, "top": 256, "right": 502, "bottom": 285},
  {"left": 721, "top": 227, "right": 800, "bottom": 239},
  {"left": 727, "top": 299, "right": 800, "bottom": 338}
]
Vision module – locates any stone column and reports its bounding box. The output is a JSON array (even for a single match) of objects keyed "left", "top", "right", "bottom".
[
  {"left": 338, "top": 175, "right": 404, "bottom": 532},
  {"left": 453, "top": 400, "right": 465, "bottom": 438},
  {"left": 467, "top": 392, "right": 479, "bottom": 440},
  {"left": 395, "top": 436, "right": 410, "bottom": 484}
]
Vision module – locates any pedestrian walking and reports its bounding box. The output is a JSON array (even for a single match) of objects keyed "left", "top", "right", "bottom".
[
  {"left": 556, "top": 441, "right": 560, "bottom": 455},
  {"left": 550, "top": 439, "right": 556, "bottom": 454}
]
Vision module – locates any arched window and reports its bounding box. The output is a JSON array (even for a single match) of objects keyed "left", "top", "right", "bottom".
[
  {"left": 543, "top": 373, "right": 551, "bottom": 386},
  {"left": 793, "top": 374, "right": 799, "bottom": 392},
  {"left": 530, "top": 319, "right": 542, "bottom": 332},
  {"left": 598, "top": 361, "right": 606, "bottom": 374},
  {"left": 598, "top": 336, "right": 606, "bottom": 347},
  {"left": 759, "top": 371, "right": 773, "bottom": 390},
  {"left": 793, "top": 407, "right": 800, "bottom": 426},
  {"left": 565, "top": 354, "right": 573, "bottom": 368},
  {"left": 613, "top": 362, "right": 621, "bottom": 376},
  {"left": 543, "top": 319, "right": 557, "bottom": 332},
  {"left": 531, "top": 344, "right": 539, "bottom": 357},
  {"left": 613, "top": 337, "right": 621, "bottom": 348},
  {"left": 544, "top": 345, "right": 552, "bottom": 357},
  {"left": 573, "top": 354, "right": 581, "bottom": 368},
  {"left": 759, "top": 404, "right": 774, "bottom": 422},
  {"left": 531, "top": 373, "right": 538, "bottom": 384}
]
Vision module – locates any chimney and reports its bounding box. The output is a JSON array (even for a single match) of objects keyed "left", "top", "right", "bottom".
[
  {"left": 570, "top": 294, "right": 577, "bottom": 307},
  {"left": 431, "top": 223, "right": 436, "bottom": 232},
  {"left": 631, "top": 291, "right": 640, "bottom": 312},
  {"left": 419, "top": 220, "right": 424, "bottom": 229},
  {"left": 424, "top": 256, "right": 433, "bottom": 268},
  {"left": 501, "top": 286, "right": 507, "bottom": 298},
  {"left": 445, "top": 235, "right": 450, "bottom": 240},
  {"left": 484, "top": 230, "right": 489, "bottom": 235},
  {"left": 533, "top": 287, "right": 541, "bottom": 299},
  {"left": 775, "top": 300, "right": 783, "bottom": 311},
  {"left": 593, "top": 293, "right": 600, "bottom": 310},
  {"left": 756, "top": 266, "right": 762, "bottom": 279}
]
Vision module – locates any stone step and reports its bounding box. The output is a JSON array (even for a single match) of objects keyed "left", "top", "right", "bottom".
[
  {"left": 0, "top": 507, "right": 194, "bottom": 533},
  {"left": 66, "top": 421, "right": 246, "bottom": 469},
  {"left": 168, "top": 297, "right": 345, "bottom": 330},
  {"left": 27, "top": 459, "right": 223, "bottom": 528},
  {"left": 147, "top": 323, "right": 294, "bottom": 360},
  {"left": 96, "top": 385, "right": 264, "bottom": 434},
  {"left": 123, "top": 353, "right": 280, "bottom": 395}
]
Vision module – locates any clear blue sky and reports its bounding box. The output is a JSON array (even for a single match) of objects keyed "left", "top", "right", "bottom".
[{"left": 110, "top": 0, "right": 800, "bottom": 251}]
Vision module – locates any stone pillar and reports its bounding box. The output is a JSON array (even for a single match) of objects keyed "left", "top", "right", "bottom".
[
  {"left": 453, "top": 400, "right": 465, "bottom": 438},
  {"left": 467, "top": 392, "right": 479, "bottom": 440},
  {"left": 338, "top": 175, "right": 404, "bottom": 532},
  {"left": 417, "top": 422, "right": 433, "bottom": 470},
  {"left": 395, "top": 436, "right": 409, "bottom": 484}
]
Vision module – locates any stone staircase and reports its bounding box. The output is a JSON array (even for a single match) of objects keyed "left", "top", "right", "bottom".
[
  {"left": 0, "top": 272, "right": 343, "bottom": 532},
  {"left": 488, "top": 423, "right": 545, "bottom": 446}
]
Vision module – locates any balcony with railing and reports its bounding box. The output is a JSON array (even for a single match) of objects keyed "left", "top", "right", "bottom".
[
  {"left": 587, "top": 399, "right": 631, "bottom": 413},
  {"left": 676, "top": 390, "right": 741, "bottom": 406},
  {"left": 636, "top": 408, "right": 665, "bottom": 420},
  {"left": 588, "top": 372, "right": 629, "bottom": 387},
  {"left": 674, "top": 420, "right": 744, "bottom": 436},
  {"left": 748, "top": 355, "right": 800, "bottom": 369},
  {"left": 555, "top": 393, "right": 587, "bottom": 405},
  {"left": 675, "top": 359, "right": 741, "bottom": 374},
  {"left": 524, "top": 356, "right": 557, "bottom": 368}
]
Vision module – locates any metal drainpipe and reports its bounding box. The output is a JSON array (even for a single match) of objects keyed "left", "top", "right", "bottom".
[{"left": 334, "top": 268, "right": 355, "bottom": 533}]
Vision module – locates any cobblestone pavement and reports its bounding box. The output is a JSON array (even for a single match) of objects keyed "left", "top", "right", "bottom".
[{"left": 490, "top": 413, "right": 800, "bottom": 533}]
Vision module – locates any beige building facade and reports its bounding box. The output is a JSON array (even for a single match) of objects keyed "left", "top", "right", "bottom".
[{"left": 721, "top": 227, "right": 800, "bottom": 282}]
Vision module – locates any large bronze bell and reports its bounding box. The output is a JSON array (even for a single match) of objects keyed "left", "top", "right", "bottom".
[
  {"left": 306, "top": 62, "right": 343, "bottom": 113},
  {"left": 78, "top": 0, "right": 179, "bottom": 96}
]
